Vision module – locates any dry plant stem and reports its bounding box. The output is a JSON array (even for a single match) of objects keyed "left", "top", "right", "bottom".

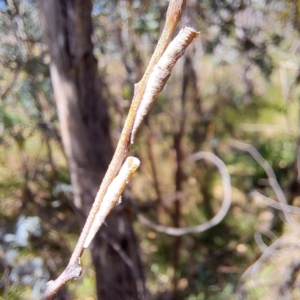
[
  {"left": 84, "top": 157, "right": 140, "bottom": 248},
  {"left": 254, "top": 231, "right": 269, "bottom": 252},
  {"left": 142, "top": 0, "right": 186, "bottom": 83},
  {"left": 172, "top": 53, "right": 187, "bottom": 294},
  {"left": 236, "top": 236, "right": 283, "bottom": 300},
  {"left": 131, "top": 27, "right": 199, "bottom": 143},
  {"left": 230, "top": 140, "right": 296, "bottom": 224},
  {"left": 41, "top": 1, "right": 193, "bottom": 299},
  {"left": 73, "top": 0, "right": 187, "bottom": 259},
  {"left": 136, "top": 151, "right": 232, "bottom": 236},
  {"left": 145, "top": 122, "right": 165, "bottom": 219},
  {"left": 238, "top": 227, "right": 300, "bottom": 299},
  {"left": 239, "top": 233, "right": 287, "bottom": 284},
  {"left": 68, "top": 0, "right": 185, "bottom": 264}
]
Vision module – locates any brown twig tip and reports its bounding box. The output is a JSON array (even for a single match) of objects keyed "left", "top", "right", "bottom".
[{"left": 167, "top": 0, "right": 186, "bottom": 22}]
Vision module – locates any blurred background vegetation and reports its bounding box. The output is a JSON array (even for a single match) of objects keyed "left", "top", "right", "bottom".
[{"left": 1, "top": 0, "right": 300, "bottom": 299}]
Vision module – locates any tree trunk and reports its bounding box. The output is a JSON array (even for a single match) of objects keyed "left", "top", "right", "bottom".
[{"left": 39, "top": 1, "right": 146, "bottom": 299}]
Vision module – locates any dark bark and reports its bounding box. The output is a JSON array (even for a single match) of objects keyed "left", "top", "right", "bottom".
[
  {"left": 171, "top": 51, "right": 189, "bottom": 299},
  {"left": 39, "top": 1, "right": 145, "bottom": 299},
  {"left": 145, "top": 117, "right": 165, "bottom": 221}
]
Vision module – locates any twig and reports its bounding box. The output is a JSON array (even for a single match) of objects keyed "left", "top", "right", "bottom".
[
  {"left": 230, "top": 139, "right": 296, "bottom": 224},
  {"left": 145, "top": 121, "right": 165, "bottom": 219},
  {"left": 131, "top": 26, "right": 199, "bottom": 143},
  {"left": 84, "top": 157, "right": 140, "bottom": 248},
  {"left": 254, "top": 231, "right": 269, "bottom": 252},
  {"left": 236, "top": 236, "right": 283, "bottom": 300},
  {"left": 237, "top": 231, "right": 300, "bottom": 299},
  {"left": 41, "top": 1, "right": 199, "bottom": 299},
  {"left": 171, "top": 49, "right": 188, "bottom": 292},
  {"left": 251, "top": 190, "right": 300, "bottom": 215},
  {"left": 136, "top": 152, "right": 232, "bottom": 236},
  {"left": 231, "top": 141, "right": 300, "bottom": 299}
]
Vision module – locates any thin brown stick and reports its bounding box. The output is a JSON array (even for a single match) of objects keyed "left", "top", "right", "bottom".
[
  {"left": 40, "top": 1, "right": 199, "bottom": 299},
  {"left": 73, "top": 0, "right": 188, "bottom": 264},
  {"left": 135, "top": 152, "right": 232, "bottom": 236},
  {"left": 145, "top": 121, "right": 165, "bottom": 220},
  {"left": 172, "top": 51, "right": 188, "bottom": 295}
]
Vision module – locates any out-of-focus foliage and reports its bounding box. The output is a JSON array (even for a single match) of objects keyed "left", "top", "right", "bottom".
[
  {"left": 0, "top": 1, "right": 81, "bottom": 299},
  {"left": 1, "top": 0, "right": 300, "bottom": 299}
]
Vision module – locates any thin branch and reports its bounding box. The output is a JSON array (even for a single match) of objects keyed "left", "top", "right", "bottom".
[
  {"left": 41, "top": 157, "right": 140, "bottom": 300},
  {"left": 136, "top": 152, "right": 232, "bottom": 236},
  {"left": 236, "top": 236, "right": 283, "bottom": 300},
  {"left": 230, "top": 139, "right": 296, "bottom": 224},
  {"left": 78, "top": 2, "right": 193, "bottom": 257},
  {"left": 251, "top": 190, "right": 300, "bottom": 215},
  {"left": 145, "top": 121, "right": 165, "bottom": 219},
  {"left": 230, "top": 140, "right": 300, "bottom": 299},
  {"left": 253, "top": 227, "right": 279, "bottom": 254},
  {"left": 237, "top": 231, "right": 300, "bottom": 299},
  {"left": 241, "top": 236, "right": 300, "bottom": 285},
  {"left": 237, "top": 200, "right": 300, "bottom": 297},
  {"left": 84, "top": 157, "right": 140, "bottom": 248},
  {"left": 40, "top": 1, "right": 198, "bottom": 299},
  {"left": 131, "top": 26, "right": 199, "bottom": 143},
  {"left": 254, "top": 231, "right": 268, "bottom": 252}
]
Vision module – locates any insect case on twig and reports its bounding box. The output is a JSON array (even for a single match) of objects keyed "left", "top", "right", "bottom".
[{"left": 131, "top": 27, "right": 199, "bottom": 144}]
